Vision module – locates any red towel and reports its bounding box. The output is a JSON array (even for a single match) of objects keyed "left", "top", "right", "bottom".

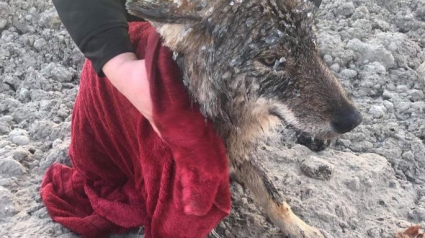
[{"left": 40, "top": 22, "right": 231, "bottom": 238}]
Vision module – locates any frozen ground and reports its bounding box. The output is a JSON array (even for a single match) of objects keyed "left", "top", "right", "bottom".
[{"left": 0, "top": 0, "right": 424, "bottom": 237}]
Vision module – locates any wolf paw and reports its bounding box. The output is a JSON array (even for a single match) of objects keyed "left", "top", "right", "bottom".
[
  {"left": 275, "top": 213, "right": 325, "bottom": 238},
  {"left": 282, "top": 224, "right": 324, "bottom": 238}
]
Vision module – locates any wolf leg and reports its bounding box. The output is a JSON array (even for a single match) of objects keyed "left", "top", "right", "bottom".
[{"left": 233, "top": 159, "right": 325, "bottom": 238}]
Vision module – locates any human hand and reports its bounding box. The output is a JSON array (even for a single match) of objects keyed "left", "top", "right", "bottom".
[{"left": 102, "top": 52, "right": 161, "bottom": 135}]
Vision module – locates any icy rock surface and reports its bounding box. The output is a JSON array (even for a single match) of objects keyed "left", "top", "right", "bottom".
[{"left": 0, "top": 0, "right": 424, "bottom": 237}]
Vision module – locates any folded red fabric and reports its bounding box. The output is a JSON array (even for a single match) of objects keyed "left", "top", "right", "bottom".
[{"left": 40, "top": 22, "right": 231, "bottom": 238}]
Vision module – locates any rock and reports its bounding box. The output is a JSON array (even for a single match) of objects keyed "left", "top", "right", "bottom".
[
  {"left": 11, "top": 135, "right": 30, "bottom": 146},
  {"left": 300, "top": 156, "right": 334, "bottom": 181},
  {"left": 0, "top": 186, "right": 17, "bottom": 218},
  {"left": 330, "top": 63, "right": 340, "bottom": 73},
  {"left": 33, "top": 37, "right": 47, "bottom": 51},
  {"left": 323, "top": 54, "right": 333, "bottom": 64},
  {"left": 0, "top": 116, "right": 14, "bottom": 125},
  {"left": 0, "top": 122, "right": 10, "bottom": 135},
  {"left": 417, "top": 62, "right": 425, "bottom": 81},
  {"left": 352, "top": 19, "right": 372, "bottom": 32},
  {"left": 0, "top": 2, "right": 9, "bottom": 20},
  {"left": 338, "top": 2, "right": 355, "bottom": 17},
  {"left": 395, "top": 102, "right": 412, "bottom": 114},
  {"left": 8, "top": 128, "right": 28, "bottom": 139},
  {"left": 12, "top": 148, "right": 30, "bottom": 162},
  {"left": 0, "top": 98, "right": 20, "bottom": 114},
  {"left": 367, "top": 227, "right": 382, "bottom": 237},
  {"left": 351, "top": 6, "right": 370, "bottom": 20},
  {"left": 18, "top": 88, "right": 31, "bottom": 102},
  {"left": 41, "top": 62, "right": 74, "bottom": 82},
  {"left": 340, "top": 69, "right": 358, "bottom": 79},
  {"left": 3, "top": 75, "right": 21, "bottom": 92},
  {"left": 345, "top": 177, "right": 361, "bottom": 191},
  {"left": 368, "top": 105, "right": 387, "bottom": 118},
  {"left": 416, "top": 3, "right": 425, "bottom": 20},
  {"left": 337, "top": 139, "right": 351, "bottom": 148},
  {"left": 416, "top": 208, "right": 425, "bottom": 221},
  {"left": 0, "top": 157, "right": 25, "bottom": 177},
  {"left": 39, "top": 8, "right": 61, "bottom": 29},
  {"left": 409, "top": 89, "right": 424, "bottom": 101},
  {"left": 0, "top": 19, "right": 7, "bottom": 30},
  {"left": 383, "top": 100, "right": 394, "bottom": 111},
  {"left": 40, "top": 139, "right": 71, "bottom": 169},
  {"left": 7, "top": 129, "right": 30, "bottom": 145},
  {"left": 346, "top": 38, "right": 395, "bottom": 69}
]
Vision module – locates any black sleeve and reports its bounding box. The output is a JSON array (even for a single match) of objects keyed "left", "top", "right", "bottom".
[{"left": 52, "top": 0, "right": 137, "bottom": 76}]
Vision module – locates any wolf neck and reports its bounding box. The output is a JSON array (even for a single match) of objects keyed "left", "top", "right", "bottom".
[
  {"left": 174, "top": 55, "right": 235, "bottom": 133},
  {"left": 176, "top": 56, "right": 281, "bottom": 149}
]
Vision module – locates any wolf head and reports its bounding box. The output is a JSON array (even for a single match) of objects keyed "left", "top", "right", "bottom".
[{"left": 127, "top": 0, "right": 361, "bottom": 146}]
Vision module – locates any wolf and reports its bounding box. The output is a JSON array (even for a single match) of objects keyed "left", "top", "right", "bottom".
[{"left": 126, "top": 0, "right": 362, "bottom": 237}]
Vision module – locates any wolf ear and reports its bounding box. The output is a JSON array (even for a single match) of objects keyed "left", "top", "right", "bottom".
[
  {"left": 308, "top": 0, "right": 322, "bottom": 7},
  {"left": 126, "top": 1, "right": 202, "bottom": 24}
]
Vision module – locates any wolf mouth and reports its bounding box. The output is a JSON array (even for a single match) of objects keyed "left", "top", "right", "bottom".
[
  {"left": 295, "top": 132, "right": 331, "bottom": 152},
  {"left": 269, "top": 110, "right": 333, "bottom": 152}
]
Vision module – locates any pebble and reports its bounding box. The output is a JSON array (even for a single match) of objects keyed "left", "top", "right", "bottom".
[
  {"left": 330, "top": 63, "right": 340, "bottom": 72},
  {"left": 368, "top": 105, "right": 386, "bottom": 118},
  {"left": 338, "top": 2, "right": 355, "bottom": 17},
  {"left": 382, "top": 90, "right": 394, "bottom": 99},
  {"left": 18, "top": 88, "right": 31, "bottom": 102},
  {"left": 41, "top": 62, "right": 74, "bottom": 82},
  {"left": 367, "top": 227, "right": 382, "bottom": 237},
  {"left": 12, "top": 148, "right": 30, "bottom": 162},
  {"left": 346, "top": 39, "right": 395, "bottom": 69},
  {"left": 0, "top": 186, "right": 17, "bottom": 218},
  {"left": 341, "top": 68, "right": 358, "bottom": 78},
  {"left": 0, "top": 157, "right": 25, "bottom": 177},
  {"left": 0, "top": 19, "right": 7, "bottom": 30},
  {"left": 416, "top": 208, "right": 425, "bottom": 221},
  {"left": 12, "top": 135, "right": 30, "bottom": 145},
  {"left": 8, "top": 129, "right": 30, "bottom": 145},
  {"left": 396, "top": 102, "right": 412, "bottom": 113},
  {"left": 52, "top": 138, "right": 63, "bottom": 148},
  {"left": 323, "top": 54, "right": 333, "bottom": 64},
  {"left": 396, "top": 85, "right": 409, "bottom": 93},
  {"left": 383, "top": 100, "right": 394, "bottom": 111},
  {"left": 33, "top": 38, "right": 47, "bottom": 51},
  {"left": 409, "top": 89, "right": 424, "bottom": 101},
  {"left": 0, "top": 2, "right": 9, "bottom": 18},
  {"left": 351, "top": 6, "right": 370, "bottom": 20},
  {"left": 300, "top": 156, "right": 334, "bottom": 181},
  {"left": 388, "top": 179, "right": 398, "bottom": 188},
  {"left": 0, "top": 115, "right": 14, "bottom": 123},
  {"left": 39, "top": 8, "right": 61, "bottom": 29},
  {"left": 417, "top": 61, "right": 425, "bottom": 80},
  {"left": 8, "top": 128, "right": 28, "bottom": 139},
  {"left": 345, "top": 176, "right": 361, "bottom": 191},
  {"left": 0, "top": 122, "right": 10, "bottom": 134},
  {"left": 337, "top": 139, "right": 352, "bottom": 147}
]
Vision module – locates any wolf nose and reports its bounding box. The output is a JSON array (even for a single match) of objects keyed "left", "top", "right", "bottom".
[{"left": 331, "top": 109, "right": 362, "bottom": 134}]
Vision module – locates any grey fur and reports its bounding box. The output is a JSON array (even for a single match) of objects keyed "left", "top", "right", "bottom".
[{"left": 127, "top": 0, "right": 361, "bottom": 237}]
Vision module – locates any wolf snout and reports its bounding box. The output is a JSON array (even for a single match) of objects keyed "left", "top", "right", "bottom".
[{"left": 331, "top": 108, "right": 362, "bottom": 134}]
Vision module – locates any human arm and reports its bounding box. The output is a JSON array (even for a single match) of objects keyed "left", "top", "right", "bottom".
[
  {"left": 52, "top": 0, "right": 134, "bottom": 75},
  {"left": 52, "top": 0, "right": 158, "bottom": 130},
  {"left": 102, "top": 52, "right": 160, "bottom": 134}
]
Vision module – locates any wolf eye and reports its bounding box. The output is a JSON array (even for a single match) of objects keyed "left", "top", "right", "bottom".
[
  {"left": 260, "top": 57, "right": 277, "bottom": 67},
  {"left": 259, "top": 57, "right": 286, "bottom": 70}
]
